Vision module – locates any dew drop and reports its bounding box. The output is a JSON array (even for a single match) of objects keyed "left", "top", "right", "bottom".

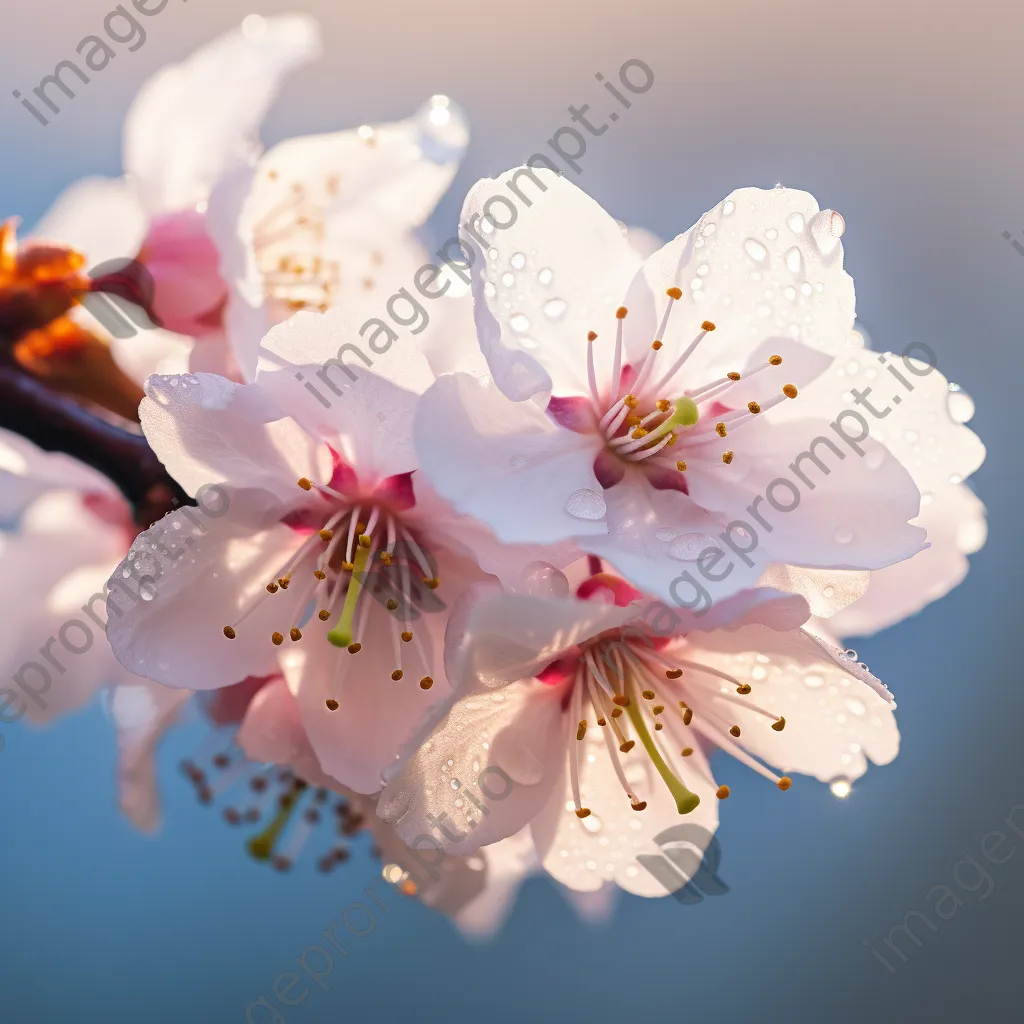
[
  {"left": 744, "top": 238, "right": 769, "bottom": 263},
  {"left": 510, "top": 252, "right": 526, "bottom": 269},
  {"left": 581, "top": 814, "right": 602, "bottom": 834},
  {"left": 483, "top": 282, "right": 496, "bottom": 298},
  {"left": 723, "top": 200, "right": 736, "bottom": 215},
  {"left": 830, "top": 778, "right": 852, "bottom": 799},
  {"left": 845, "top": 697, "right": 866, "bottom": 717},
  {"left": 669, "top": 532, "right": 715, "bottom": 561},
  {"left": 565, "top": 488, "right": 606, "bottom": 520},
  {"left": 509, "top": 313, "right": 531, "bottom": 333},
  {"left": 765, "top": 227, "right": 778, "bottom": 241},
  {"left": 655, "top": 528, "right": 676, "bottom": 542},
  {"left": 501, "top": 272, "right": 515, "bottom": 287},
  {"left": 787, "top": 212, "right": 805, "bottom": 233},
  {"left": 947, "top": 387, "right": 975, "bottom": 424},
  {"left": 520, "top": 561, "right": 571, "bottom": 599},
  {"left": 810, "top": 210, "right": 845, "bottom": 255},
  {"left": 785, "top": 247, "right": 804, "bottom": 274},
  {"left": 378, "top": 790, "right": 411, "bottom": 824},
  {"left": 804, "top": 673, "right": 825, "bottom": 689},
  {"left": 509, "top": 454, "right": 527, "bottom": 470},
  {"left": 543, "top": 298, "right": 568, "bottom": 321},
  {"left": 537, "top": 267, "right": 554, "bottom": 286}
]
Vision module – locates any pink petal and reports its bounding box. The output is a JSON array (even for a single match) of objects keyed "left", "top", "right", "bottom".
[
  {"left": 547, "top": 396, "right": 596, "bottom": 434},
  {"left": 373, "top": 471, "right": 416, "bottom": 511}
]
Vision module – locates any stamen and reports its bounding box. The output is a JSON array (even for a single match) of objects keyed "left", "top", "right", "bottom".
[
  {"left": 647, "top": 321, "right": 716, "bottom": 397},
  {"left": 586, "top": 331, "right": 601, "bottom": 406}
]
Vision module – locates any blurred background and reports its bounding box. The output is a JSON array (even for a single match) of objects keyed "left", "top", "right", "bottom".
[{"left": 1, "top": 0, "right": 1021, "bottom": 1020}]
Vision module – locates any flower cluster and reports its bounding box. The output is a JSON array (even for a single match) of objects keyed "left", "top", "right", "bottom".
[{"left": 0, "top": 15, "right": 985, "bottom": 930}]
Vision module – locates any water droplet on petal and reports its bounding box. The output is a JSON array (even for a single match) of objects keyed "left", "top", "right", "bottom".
[
  {"left": 804, "top": 673, "right": 825, "bottom": 689},
  {"left": 744, "top": 238, "right": 769, "bottom": 263},
  {"left": 520, "top": 561, "right": 571, "bottom": 599},
  {"left": 581, "top": 813, "right": 602, "bottom": 834},
  {"left": 845, "top": 697, "right": 866, "bottom": 717},
  {"left": 537, "top": 267, "right": 554, "bottom": 286},
  {"left": 509, "top": 313, "right": 531, "bottom": 333},
  {"left": 543, "top": 298, "right": 568, "bottom": 321},
  {"left": 501, "top": 272, "right": 515, "bottom": 287},
  {"left": 483, "top": 282, "right": 496, "bottom": 298},
  {"left": 509, "top": 454, "right": 527, "bottom": 469},
  {"left": 785, "top": 247, "right": 804, "bottom": 274},
  {"left": 947, "top": 387, "right": 975, "bottom": 424},
  {"left": 655, "top": 528, "right": 676, "bottom": 542},
  {"left": 787, "top": 212, "right": 805, "bottom": 233},
  {"left": 723, "top": 200, "right": 736, "bottom": 215},
  {"left": 565, "top": 488, "right": 606, "bottom": 520},
  {"left": 810, "top": 210, "right": 845, "bottom": 255},
  {"left": 830, "top": 778, "right": 852, "bottom": 799},
  {"left": 510, "top": 252, "right": 527, "bottom": 269},
  {"left": 378, "top": 790, "right": 411, "bottom": 824},
  {"left": 833, "top": 526, "right": 855, "bottom": 545},
  {"left": 669, "top": 532, "right": 715, "bottom": 561},
  {"left": 765, "top": 227, "right": 778, "bottom": 241}
]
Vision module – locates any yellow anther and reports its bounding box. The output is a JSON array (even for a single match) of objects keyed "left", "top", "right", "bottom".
[
  {"left": 325, "top": 699, "right": 339, "bottom": 711},
  {"left": 727, "top": 371, "right": 741, "bottom": 381},
  {"left": 575, "top": 807, "right": 592, "bottom": 818},
  {"left": 624, "top": 394, "right": 639, "bottom": 409},
  {"left": 272, "top": 632, "right": 284, "bottom": 646},
  {"left": 587, "top": 331, "right": 598, "bottom": 341},
  {"left": 290, "top": 628, "right": 302, "bottom": 642},
  {"left": 772, "top": 716, "right": 787, "bottom": 732},
  {"left": 722, "top": 451, "right": 734, "bottom": 465},
  {"left": 319, "top": 529, "right": 333, "bottom": 541},
  {"left": 716, "top": 422, "right": 728, "bottom": 437},
  {"left": 577, "top": 720, "right": 587, "bottom": 741},
  {"left": 666, "top": 287, "right": 682, "bottom": 300},
  {"left": 676, "top": 460, "right": 688, "bottom": 472},
  {"left": 652, "top": 340, "right": 663, "bottom": 351},
  {"left": 401, "top": 631, "right": 413, "bottom": 643},
  {"left": 391, "top": 670, "right": 404, "bottom": 681},
  {"left": 701, "top": 320, "right": 716, "bottom": 332},
  {"left": 223, "top": 626, "right": 236, "bottom": 639},
  {"left": 748, "top": 401, "right": 761, "bottom": 414},
  {"left": 358, "top": 534, "right": 371, "bottom": 548},
  {"left": 313, "top": 570, "right": 326, "bottom": 580},
  {"left": 778, "top": 777, "right": 792, "bottom": 791},
  {"left": 769, "top": 354, "right": 783, "bottom": 365},
  {"left": 420, "top": 676, "right": 434, "bottom": 689},
  {"left": 620, "top": 740, "right": 635, "bottom": 753},
  {"left": 318, "top": 610, "right": 330, "bottom": 621},
  {"left": 631, "top": 427, "right": 649, "bottom": 440},
  {"left": 297, "top": 478, "right": 313, "bottom": 491},
  {"left": 783, "top": 384, "right": 798, "bottom": 399},
  {"left": 348, "top": 643, "right": 362, "bottom": 654},
  {"left": 656, "top": 399, "right": 671, "bottom": 412},
  {"left": 616, "top": 306, "right": 629, "bottom": 319},
  {"left": 716, "top": 785, "right": 730, "bottom": 800}
]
